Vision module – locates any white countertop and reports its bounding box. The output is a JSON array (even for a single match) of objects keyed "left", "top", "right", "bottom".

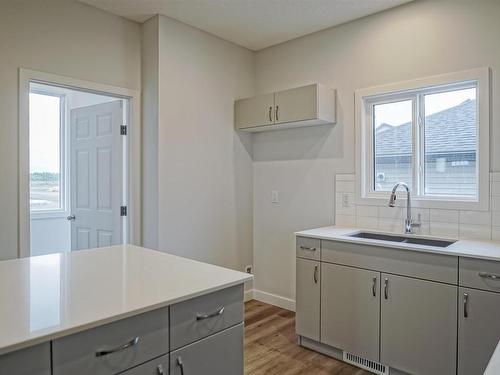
[
  {"left": 295, "top": 226, "right": 500, "bottom": 261},
  {"left": 485, "top": 340, "right": 500, "bottom": 374},
  {"left": 0, "top": 245, "right": 252, "bottom": 355}
]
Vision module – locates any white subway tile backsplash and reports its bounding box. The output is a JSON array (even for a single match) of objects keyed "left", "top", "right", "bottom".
[
  {"left": 492, "top": 212, "right": 500, "bottom": 227},
  {"left": 356, "top": 216, "right": 378, "bottom": 230},
  {"left": 491, "top": 196, "right": 500, "bottom": 211},
  {"left": 335, "top": 214, "right": 356, "bottom": 227},
  {"left": 491, "top": 181, "right": 500, "bottom": 196},
  {"left": 412, "top": 208, "right": 430, "bottom": 222},
  {"left": 490, "top": 172, "right": 500, "bottom": 182},
  {"left": 413, "top": 221, "right": 430, "bottom": 236},
  {"left": 459, "top": 224, "right": 492, "bottom": 241},
  {"left": 356, "top": 205, "right": 378, "bottom": 217},
  {"left": 492, "top": 227, "right": 500, "bottom": 241},
  {"left": 429, "top": 222, "right": 459, "bottom": 239},
  {"left": 430, "top": 209, "right": 459, "bottom": 223},
  {"left": 335, "top": 193, "right": 355, "bottom": 216},
  {"left": 378, "top": 218, "right": 404, "bottom": 233},
  {"left": 336, "top": 180, "right": 356, "bottom": 193},
  {"left": 378, "top": 206, "right": 404, "bottom": 220},
  {"left": 459, "top": 210, "right": 492, "bottom": 226},
  {"left": 335, "top": 174, "right": 356, "bottom": 181}
]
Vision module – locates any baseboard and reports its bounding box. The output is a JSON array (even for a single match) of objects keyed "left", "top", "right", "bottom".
[
  {"left": 244, "top": 289, "right": 254, "bottom": 302},
  {"left": 252, "top": 289, "right": 296, "bottom": 311}
]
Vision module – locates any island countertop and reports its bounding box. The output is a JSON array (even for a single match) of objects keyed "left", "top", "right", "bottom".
[
  {"left": 0, "top": 245, "right": 252, "bottom": 355},
  {"left": 295, "top": 226, "right": 500, "bottom": 261}
]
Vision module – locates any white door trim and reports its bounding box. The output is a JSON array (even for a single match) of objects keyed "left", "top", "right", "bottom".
[{"left": 19, "top": 68, "right": 141, "bottom": 258}]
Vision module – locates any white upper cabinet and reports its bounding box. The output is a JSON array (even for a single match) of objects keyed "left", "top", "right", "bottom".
[{"left": 235, "top": 83, "right": 336, "bottom": 132}]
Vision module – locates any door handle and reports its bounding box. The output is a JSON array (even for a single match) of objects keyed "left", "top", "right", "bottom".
[
  {"left": 300, "top": 246, "right": 317, "bottom": 251},
  {"left": 196, "top": 306, "right": 225, "bottom": 321},
  {"left": 313, "top": 265, "right": 319, "bottom": 284},
  {"left": 275, "top": 105, "right": 279, "bottom": 122},
  {"left": 463, "top": 293, "right": 469, "bottom": 318},
  {"left": 157, "top": 364, "right": 165, "bottom": 375},
  {"left": 479, "top": 272, "right": 500, "bottom": 281},
  {"left": 177, "top": 357, "right": 185, "bottom": 375},
  {"left": 372, "top": 277, "right": 377, "bottom": 297},
  {"left": 384, "top": 278, "right": 389, "bottom": 300},
  {"left": 67, "top": 215, "right": 76, "bottom": 221},
  {"left": 269, "top": 106, "right": 273, "bottom": 122}
]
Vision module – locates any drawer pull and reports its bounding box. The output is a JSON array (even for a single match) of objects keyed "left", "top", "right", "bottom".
[
  {"left": 196, "top": 306, "right": 225, "bottom": 321},
  {"left": 95, "top": 337, "right": 139, "bottom": 357},
  {"left": 299, "top": 246, "right": 317, "bottom": 251},
  {"left": 479, "top": 272, "right": 500, "bottom": 280},
  {"left": 177, "top": 356, "right": 185, "bottom": 375},
  {"left": 157, "top": 364, "right": 165, "bottom": 375}
]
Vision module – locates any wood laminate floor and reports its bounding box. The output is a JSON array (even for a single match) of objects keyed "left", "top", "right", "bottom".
[{"left": 244, "top": 300, "right": 371, "bottom": 375}]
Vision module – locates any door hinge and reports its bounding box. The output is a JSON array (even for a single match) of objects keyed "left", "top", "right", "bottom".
[
  {"left": 120, "top": 206, "right": 127, "bottom": 216},
  {"left": 120, "top": 125, "right": 127, "bottom": 135}
]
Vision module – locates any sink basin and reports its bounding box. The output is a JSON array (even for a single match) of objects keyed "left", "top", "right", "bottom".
[{"left": 347, "top": 231, "right": 455, "bottom": 248}]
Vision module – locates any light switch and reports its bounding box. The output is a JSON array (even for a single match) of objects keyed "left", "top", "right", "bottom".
[
  {"left": 342, "top": 193, "right": 350, "bottom": 207},
  {"left": 271, "top": 190, "right": 279, "bottom": 203}
]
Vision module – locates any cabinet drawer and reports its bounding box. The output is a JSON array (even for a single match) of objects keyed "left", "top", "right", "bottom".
[
  {"left": 296, "top": 237, "right": 321, "bottom": 260},
  {"left": 322, "top": 240, "right": 458, "bottom": 284},
  {"left": 170, "top": 323, "right": 244, "bottom": 375},
  {"left": 460, "top": 257, "right": 500, "bottom": 292},
  {"left": 170, "top": 285, "right": 243, "bottom": 350},
  {"left": 0, "top": 343, "right": 50, "bottom": 375},
  {"left": 120, "top": 354, "right": 168, "bottom": 375},
  {"left": 53, "top": 307, "right": 169, "bottom": 375}
]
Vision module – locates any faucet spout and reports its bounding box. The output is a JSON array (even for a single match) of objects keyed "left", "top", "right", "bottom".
[{"left": 388, "top": 182, "right": 419, "bottom": 234}]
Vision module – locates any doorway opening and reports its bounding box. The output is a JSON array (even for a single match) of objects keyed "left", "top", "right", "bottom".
[{"left": 29, "top": 82, "right": 128, "bottom": 256}]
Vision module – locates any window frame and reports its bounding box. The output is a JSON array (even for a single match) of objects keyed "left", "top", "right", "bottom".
[
  {"left": 29, "top": 88, "right": 69, "bottom": 219},
  {"left": 355, "top": 68, "right": 490, "bottom": 210}
]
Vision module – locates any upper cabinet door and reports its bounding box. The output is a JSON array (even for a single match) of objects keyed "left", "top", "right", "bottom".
[
  {"left": 458, "top": 287, "right": 500, "bottom": 375},
  {"left": 381, "top": 274, "right": 457, "bottom": 375},
  {"left": 274, "top": 84, "right": 317, "bottom": 124},
  {"left": 234, "top": 93, "right": 274, "bottom": 129}
]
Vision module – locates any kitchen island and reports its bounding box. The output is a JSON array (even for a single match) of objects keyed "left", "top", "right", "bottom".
[{"left": 0, "top": 245, "right": 252, "bottom": 374}]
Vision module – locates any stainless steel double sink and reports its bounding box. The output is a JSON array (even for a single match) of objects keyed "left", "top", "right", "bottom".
[{"left": 347, "top": 231, "right": 456, "bottom": 248}]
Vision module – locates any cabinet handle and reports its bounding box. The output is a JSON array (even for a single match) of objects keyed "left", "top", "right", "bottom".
[
  {"left": 372, "top": 277, "right": 377, "bottom": 297},
  {"left": 479, "top": 272, "right": 500, "bottom": 280},
  {"left": 384, "top": 278, "right": 389, "bottom": 300},
  {"left": 463, "top": 293, "right": 469, "bottom": 318},
  {"left": 196, "top": 306, "right": 225, "bottom": 321},
  {"left": 177, "top": 357, "right": 185, "bottom": 375},
  {"left": 313, "top": 265, "right": 319, "bottom": 284},
  {"left": 95, "top": 337, "right": 139, "bottom": 357},
  {"left": 157, "top": 364, "right": 165, "bottom": 375},
  {"left": 275, "top": 105, "right": 279, "bottom": 122},
  {"left": 269, "top": 106, "right": 273, "bottom": 122},
  {"left": 300, "top": 246, "right": 317, "bottom": 251}
]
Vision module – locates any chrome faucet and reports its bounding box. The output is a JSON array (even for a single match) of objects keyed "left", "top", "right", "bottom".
[{"left": 388, "top": 182, "right": 421, "bottom": 234}]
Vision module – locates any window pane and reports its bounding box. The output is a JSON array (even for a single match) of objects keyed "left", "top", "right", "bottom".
[
  {"left": 424, "top": 87, "right": 477, "bottom": 197},
  {"left": 29, "top": 93, "right": 62, "bottom": 210},
  {"left": 373, "top": 100, "right": 413, "bottom": 191}
]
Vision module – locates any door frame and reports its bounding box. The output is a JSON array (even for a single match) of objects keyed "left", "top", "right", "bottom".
[{"left": 19, "top": 68, "right": 141, "bottom": 258}]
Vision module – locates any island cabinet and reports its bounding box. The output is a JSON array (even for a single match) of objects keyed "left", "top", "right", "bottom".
[
  {"left": 458, "top": 258, "right": 500, "bottom": 375},
  {"left": 295, "top": 236, "right": 465, "bottom": 375},
  {"left": 1, "top": 284, "right": 244, "bottom": 375}
]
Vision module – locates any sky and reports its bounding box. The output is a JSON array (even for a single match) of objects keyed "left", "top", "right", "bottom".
[{"left": 374, "top": 87, "right": 476, "bottom": 128}]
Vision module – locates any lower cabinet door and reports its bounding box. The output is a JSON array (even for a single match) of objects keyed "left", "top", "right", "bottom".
[
  {"left": 458, "top": 287, "right": 500, "bottom": 375},
  {"left": 0, "top": 343, "right": 50, "bottom": 375},
  {"left": 170, "top": 323, "right": 244, "bottom": 375},
  {"left": 380, "top": 274, "right": 457, "bottom": 375},
  {"left": 321, "top": 263, "right": 380, "bottom": 362},
  {"left": 120, "top": 354, "right": 168, "bottom": 375},
  {"left": 295, "top": 258, "right": 320, "bottom": 341}
]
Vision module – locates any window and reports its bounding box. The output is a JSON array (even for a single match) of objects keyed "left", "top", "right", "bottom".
[
  {"left": 29, "top": 90, "right": 66, "bottom": 213},
  {"left": 356, "top": 68, "right": 489, "bottom": 209}
]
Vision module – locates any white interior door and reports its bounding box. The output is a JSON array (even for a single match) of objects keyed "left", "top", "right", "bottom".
[{"left": 70, "top": 100, "right": 123, "bottom": 250}]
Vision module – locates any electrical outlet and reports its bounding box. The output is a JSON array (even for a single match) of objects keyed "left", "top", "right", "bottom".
[
  {"left": 245, "top": 265, "right": 253, "bottom": 274},
  {"left": 271, "top": 190, "right": 279, "bottom": 203},
  {"left": 342, "top": 193, "right": 350, "bottom": 207}
]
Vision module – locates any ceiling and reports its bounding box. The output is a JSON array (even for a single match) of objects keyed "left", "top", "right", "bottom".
[{"left": 78, "top": 0, "right": 414, "bottom": 51}]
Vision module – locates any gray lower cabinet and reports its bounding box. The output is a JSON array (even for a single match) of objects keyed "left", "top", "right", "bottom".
[
  {"left": 458, "top": 287, "right": 500, "bottom": 375},
  {"left": 380, "top": 274, "right": 457, "bottom": 375},
  {"left": 170, "top": 323, "right": 244, "bottom": 375},
  {"left": 321, "top": 263, "right": 380, "bottom": 362},
  {"left": 295, "top": 258, "right": 320, "bottom": 341},
  {"left": 0, "top": 343, "right": 50, "bottom": 375}
]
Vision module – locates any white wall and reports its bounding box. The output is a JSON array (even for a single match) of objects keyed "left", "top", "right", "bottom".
[
  {"left": 252, "top": 0, "right": 500, "bottom": 306},
  {"left": 0, "top": 0, "right": 141, "bottom": 260},
  {"left": 142, "top": 16, "right": 255, "bottom": 278}
]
